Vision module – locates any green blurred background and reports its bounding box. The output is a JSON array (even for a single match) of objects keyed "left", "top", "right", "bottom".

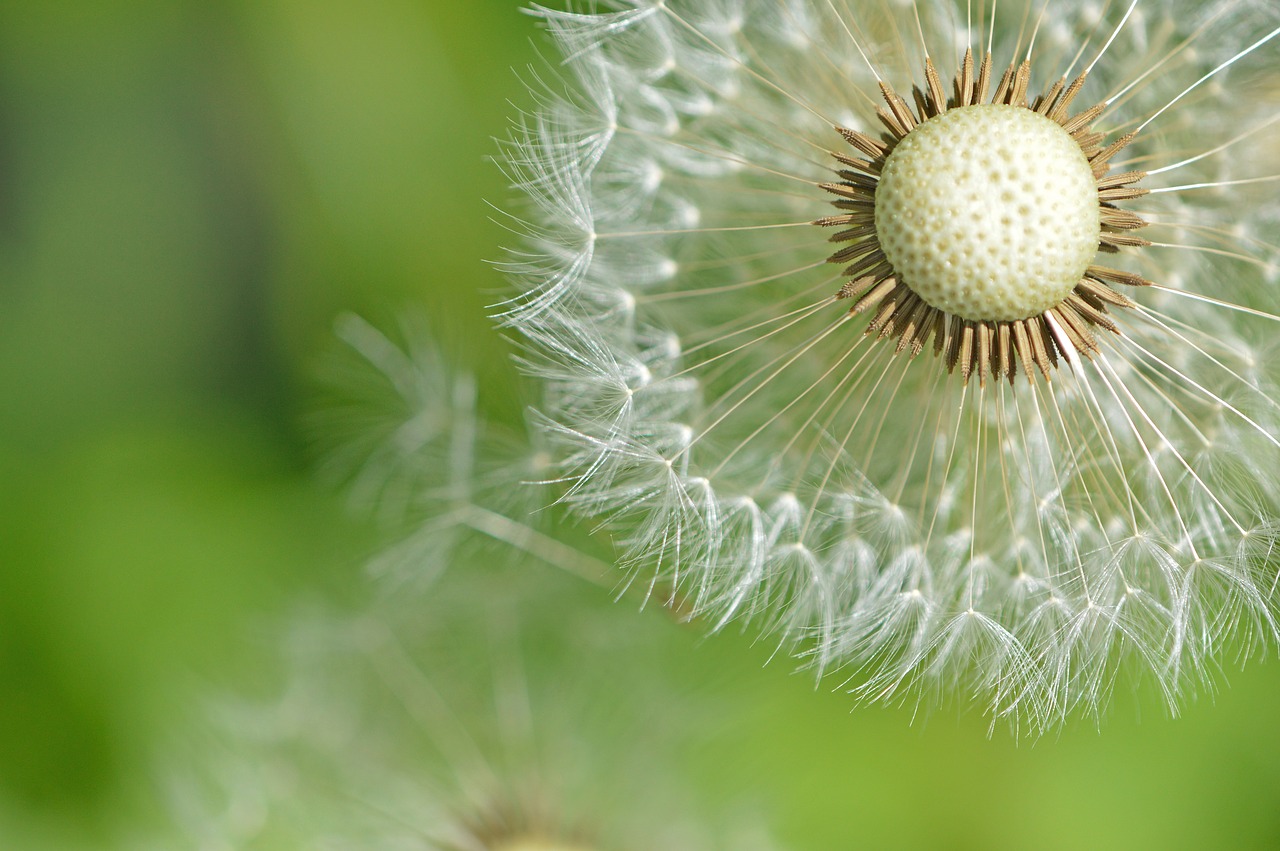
[{"left": 1, "top": 1, "right": 1278, "bottom": 848}]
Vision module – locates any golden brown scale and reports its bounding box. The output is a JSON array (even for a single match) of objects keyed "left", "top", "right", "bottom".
[{"left": 815, "top": 48, "right": 1154, "bottom": 387}]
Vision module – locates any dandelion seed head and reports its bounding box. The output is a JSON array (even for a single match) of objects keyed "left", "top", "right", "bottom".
[
  {"left": 503, "top": 0, "right": 1280, "bottom": 731},
  {"left": 153, "top": 567, "right": 784, "bottom": 850},
  {"left": 873, "top": 104, "right": 1101, "bottom": 322}
]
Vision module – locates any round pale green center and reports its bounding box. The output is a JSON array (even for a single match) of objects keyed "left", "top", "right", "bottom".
[{"left": 874, "top": 104, "right": 1101, "bottom": 322}]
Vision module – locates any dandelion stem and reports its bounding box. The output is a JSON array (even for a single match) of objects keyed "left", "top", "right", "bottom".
[{"left": 460, "top": 505, "right": 612, "bottom": 588}]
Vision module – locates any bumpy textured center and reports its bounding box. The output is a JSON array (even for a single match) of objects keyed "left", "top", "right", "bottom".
[{"left": 875, "top": 104, "right": 1101, "bottom": 322}]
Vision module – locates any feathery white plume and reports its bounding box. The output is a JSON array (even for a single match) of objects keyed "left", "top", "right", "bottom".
[{"left": 501, "top": 0, "right": 1280, "bottom": 731}]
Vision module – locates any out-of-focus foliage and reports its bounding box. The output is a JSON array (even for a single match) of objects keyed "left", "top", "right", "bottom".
[{"left": 0, "top": 2, "right": 1278, "bottom": 850}]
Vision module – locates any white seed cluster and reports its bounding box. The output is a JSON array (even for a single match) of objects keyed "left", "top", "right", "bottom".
[
  {"left": 502, "top": 0, "right": 1280, "bottom": 732},
  {"left": 875, "top": 105, "right": 1101, "bottom": 321}
]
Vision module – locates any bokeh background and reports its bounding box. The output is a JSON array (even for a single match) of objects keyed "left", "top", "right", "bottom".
[{"left": 1, "top": 1, "right": 1279, "bottom": 848}]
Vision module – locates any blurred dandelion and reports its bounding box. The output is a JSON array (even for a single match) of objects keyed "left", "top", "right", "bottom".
[
  {"left": 311, "top": 313, "right": 604, "bottom": 590},
  {"left": 154, "top": 566, "right": 782, "bottom": 851},
  {"left": 499, "top": 0, "right": 1280, "bottom": 730},
  {"left": 149, "top": 319, "right": 788, "bottom": 850}
]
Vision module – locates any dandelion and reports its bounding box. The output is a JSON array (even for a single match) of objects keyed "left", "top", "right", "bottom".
[
  {"left": 153, "top": 567, "right": 783, "bottom": 851},
  {"left": 312, "top": 313, "right": 611, "bottom": 589},
  {"left": 150, "top": 320, "right": 787, "bottom": 850},
  {"left": 500, "top": 0, "right": 1280, "bottom": 729}
]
